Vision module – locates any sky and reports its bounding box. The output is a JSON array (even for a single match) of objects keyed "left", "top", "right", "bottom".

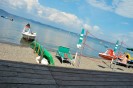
[{"left": 0, "top": 0, "right": 133, "bottom": 47}]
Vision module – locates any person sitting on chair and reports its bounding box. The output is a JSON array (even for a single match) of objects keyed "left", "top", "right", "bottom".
[
  {"left": 23, "top": 23, "right": 31, "bottom": 33},
  {"left": 117, "top": 53, "right": 128, "bottom": 65},
  {"left": 64, "top": 53, "right": 71, "bottom": 61}
]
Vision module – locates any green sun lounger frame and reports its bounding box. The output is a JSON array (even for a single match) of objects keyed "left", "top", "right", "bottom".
[
  {"left": 56, "top": 46, "right": 74, "bottom": 64},
  {"left": 30, "top": 41, "right": 54, "bottom": 65}
]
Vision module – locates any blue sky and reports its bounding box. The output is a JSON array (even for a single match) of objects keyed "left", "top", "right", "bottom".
[{"left": 0, "top": 0, "right": 133, "bottom": 47}]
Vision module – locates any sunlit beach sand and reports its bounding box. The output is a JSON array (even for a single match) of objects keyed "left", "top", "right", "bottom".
[{"left": 0, "top": 42, "right": 132, "bottom": 73}]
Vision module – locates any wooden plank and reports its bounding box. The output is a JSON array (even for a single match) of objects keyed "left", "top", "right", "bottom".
[
  {"left": 0, "top": 71, "right": 18, "bottom": 77},
  {"left": 17, "top": 72, "right": 53, "bottom": 80},
  {"left": 53, "top": 75, "right": 133, "bottom": 82},
  {"left": 56, "top": 80, "right": 133, "bottom": 86},
  {"left": 0, "top": 70, "right": 53, "bottom": 80},
  {"left": 0, "top": 66, "right": 51, "bottom": 75},
  {"left": 0, "top": 77, "right": 56, "bottom": 85},
  {"left": 49, "top": 67, "right": 133, "bottom": 76},
  {"left": 0, "top": 84, "right": 132, "bottom": 88},
  {"left": 0, "top": 84, "right": 58, "bottom": 88},
  {"left": 51, "top": 71, "right": 133, "bottom": 79},
  {"left": 0, "top": 60, "right": 49, "bottom": 71},
  {"left": 59, "top": 85, "right": 132, "bottom": 88}
]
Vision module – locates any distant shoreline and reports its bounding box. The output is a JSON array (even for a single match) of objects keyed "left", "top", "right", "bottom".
[
  {"left": 0, "top": 41, "right": 21, "bottom": 46},
  {"left": 0, "top": 41, "right": 29, "bottom": 47}
]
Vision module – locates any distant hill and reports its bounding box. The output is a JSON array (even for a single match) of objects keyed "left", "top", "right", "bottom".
[
  {"left": 0, "top": 9, "right": 26, "bottom": 21},
  {"left": 0, "top": 9, "right": 63, "bottom": 30},
  {"left": 0, "top": 9, "right": 11, "bottom": 16}
]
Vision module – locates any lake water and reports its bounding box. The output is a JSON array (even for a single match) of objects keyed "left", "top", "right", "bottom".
[{"left": 0, "top": 17, "right": 132, "bottom": 58}]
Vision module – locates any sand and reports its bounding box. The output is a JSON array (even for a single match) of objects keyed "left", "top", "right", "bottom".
[
  {"left": 0, "top": 43, "right": 37, "bottom": 64},
  {"left": 0, "top": 42, "right": 132, "bottom": 73}
]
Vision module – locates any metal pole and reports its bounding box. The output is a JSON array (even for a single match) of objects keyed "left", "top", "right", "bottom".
[
  {"left": 74, "top": 51, "right": 78, "bottom": 64},
  {"left": 112, "top": 41, "right": 123, "bottom": 71},
  {"left": 78, "top": 30, "right": 89, "bottom": 67}
]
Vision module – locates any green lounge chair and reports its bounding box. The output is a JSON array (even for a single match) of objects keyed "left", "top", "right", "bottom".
[{"left": 56, "top": 46, "right": 74, "bottom": 64}]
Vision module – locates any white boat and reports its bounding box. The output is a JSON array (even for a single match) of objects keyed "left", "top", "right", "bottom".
[
  {"left": 22, "top": 32, "right": 36, "bottom": 41},
  {"left": 22, "top": 23, "right": 36, "bottom": 41}
]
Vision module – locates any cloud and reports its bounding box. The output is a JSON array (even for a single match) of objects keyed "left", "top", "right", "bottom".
[
  {"left": 87, "top": 0, "right": 133, "bottom": 18},
  {"left": 87, "top": 0, "right": 113, "bottom": 11},
  {"left": 83, "top": 24, "right": 91, "bottom": 31},
  {"left": 121, "top": 22, "right": 129, "bottom": 25},
  {"left": 0, "top": 0, "right": 38, "bottom": 10},
  {"left": 0, "top": 0, "right": 81, "bottom": 32},
  {"left": 83, "top": 24, "right": 103, "bottom": 38},
  {"left": 62, "top": 0, "right": 80, "bottom": 3},
  {"left": 126, "top": 32, "right": 133, "bottom": 47},
  {"left": 115, "top": 0, "right": 133, "bottom": 18},
  {"left": 129, "top": 32, "right": 133, "bottom": 38},
  {"left": 93, "top": 25, "right": 100, "bottom": 31},
  {"left": 91, "top": 25, "right": 103, "bottom": 35},
  {"left": 110, "top": 32, "right": 133, "bottom": 47},
  {"left": 0, "top": 0, "right": 102, "bottom": 34}
]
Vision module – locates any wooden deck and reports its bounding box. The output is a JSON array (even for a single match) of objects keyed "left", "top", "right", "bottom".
[{"left": 0, "top": 60, "right": 133, "bottom": 88}]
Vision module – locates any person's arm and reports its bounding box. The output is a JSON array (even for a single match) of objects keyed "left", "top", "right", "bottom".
[
  {"left": 28, "top": 28, "right": 31, "bottom": 33},
  {"left": 22, "top": 27, "right": 26, "bottom": 33}
]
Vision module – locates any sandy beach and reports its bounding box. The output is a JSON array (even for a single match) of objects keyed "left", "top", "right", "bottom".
[{"left": 0, "top": 42, "right": 132, "bottom": 73}]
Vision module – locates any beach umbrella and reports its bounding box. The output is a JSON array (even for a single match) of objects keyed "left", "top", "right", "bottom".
[
  {"left": 74, "top": 28, "right": 85, "bottom": 64},
  {"left": 126, "top": 48, "right": 133, "bottom": 51},
  {"left": 77, "top": 29, "right": 85, "bottom": 48},
  {"left": 114, "top": 40, "right": 119, "bottom": 53}
]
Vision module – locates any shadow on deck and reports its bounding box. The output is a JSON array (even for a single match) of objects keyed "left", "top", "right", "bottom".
[{"left": 0, "top": 59, "right": 133, "bottom": 88}]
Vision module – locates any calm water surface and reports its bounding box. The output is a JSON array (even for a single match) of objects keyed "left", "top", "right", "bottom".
[{"left": 0, "top": 17, "right": 132, "bottom": 58}]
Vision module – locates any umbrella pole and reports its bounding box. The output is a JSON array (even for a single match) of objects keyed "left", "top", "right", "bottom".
[
  {"left": 110, "top": 58, "right": 114, "bottom": 68},
  {"left": 77, "top": 48, "right": 82, "bottom": 67},
  {"left": 112, "top": 41, "right": 123, "bottom": 71},
  {"left": 77, "top": 30, "right": 89, "bottom": 67},
  {"left": 74, "top": 51, "right": 78, "bottom": 64}
]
